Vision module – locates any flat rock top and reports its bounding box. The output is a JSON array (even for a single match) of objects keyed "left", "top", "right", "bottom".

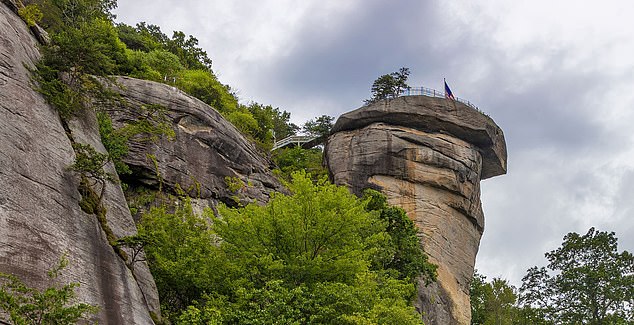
[{"left": 331, "top": 96, "right": 507, "bottom": 179}]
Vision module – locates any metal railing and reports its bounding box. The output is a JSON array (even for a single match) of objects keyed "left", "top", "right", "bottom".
[
  {"left": 398, "top": 86, "right": 480, "bottom": 111},
  {"left": 272, "top": 135, "right": 318, "bottom": 151}
]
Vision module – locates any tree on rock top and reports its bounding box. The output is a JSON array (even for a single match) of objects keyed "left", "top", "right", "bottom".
[{"left": 366, "top": 67, "right": 410, "bottom": 104}]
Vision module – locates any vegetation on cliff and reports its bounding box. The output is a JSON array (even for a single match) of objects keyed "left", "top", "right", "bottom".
[
  {"left": 139, "top": 172, "right": 435, "bottom": 324},
  {"left": 0, "top": 256, "right": 98, "bottom": 324},
  {"left": 365, "top": 67, "right": 410, "bottom": 104}
]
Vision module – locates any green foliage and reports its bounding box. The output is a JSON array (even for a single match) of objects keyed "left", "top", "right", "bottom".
[
  {"left": 272, "top": 147, "right": 328, "bottom": 181},
  {"left": 366, "top": 67, "right": 410, "bottom": 104},
  {"left": 0, "top": 256, "right": 98, "bottom": 324},
  {"left": 42, "top": 18, "right": 128, "bottom": 76},
  {"left": 32, "top": 63, "right": 83, "bottom": 119},
  {"left": 30, "top": 0, "right": 116, "bottom": 32},
  {"left": 116, "top": 23, "right": 162, "bottom": 52},
  {"left": 115, "top": 22, "right": 212, "bottom": 71},
  {"left": 469, "top": 271, "right": 518, "bottom": 325},
  {"left": 34, "top": 1, "right": 127, "bottom": 120},
  {"left": 97, "top": 111, "right": 130, "bottom": 175},
  {"left": 226, "top": 110, "right": 260, "bottom": 139},
  {"left": 18, "top": 3, "right": 43, "bottom": 27},
  {"left": 245, "top": 103, "right": 299, "bottom": 150},
  {"left": 518, "top": 227, "right": 634, "bottom": 324},
  {"left": 301, "top": 114, "right": 334, "bottom": 138},
  {"left": 132, "top": 50, "right": 184, "bottom": 82},
  {"left": 70, "top": 143, "right": 114, "bottom": 186},
  {"left": 139, "top": 200, "right": 230, "bottom": 320},
  {"left": 113, "top": 234, "right": 154, "bottom": 272},
  {"left": 215, "top": 173, "right": 387, "bottom": 287},
  {"left": 224, "top": 176, "right": 245, "bottom": 193},
  {"left": 470, "top": 272, "right": 488, "bottom": 325},
  {"left": 363, "top": 189, "right": 437, "bottom": 283},
  {"left": 140, "top": 173, "right": 432, "bottom": 324},
  {"left": 175, "top": 69, "right": 237, "bottom": 113},
  {"left": 167, "top": 31, "right": 213, "bottom": 71}
]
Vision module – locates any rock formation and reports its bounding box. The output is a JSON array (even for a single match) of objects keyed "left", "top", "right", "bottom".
[
  {"left": 104, "top": 76, "right": 285, "bottom": 210},
  {"left": 0, "top": 3, "right": 159, "bottom": 324},
  {"left": 325, "top": 96, "right": 507, "bottom": 325}
]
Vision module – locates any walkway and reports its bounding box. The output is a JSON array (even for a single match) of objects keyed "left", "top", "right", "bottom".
[
  {"left": 272, "top": 135, "right": 321, "bottom": 151},
  {"left": 399, "top": 86, "right": 480, "bottom": 111}
]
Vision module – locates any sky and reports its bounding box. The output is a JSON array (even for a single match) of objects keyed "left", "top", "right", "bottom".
[{"left": 114, "top": 0, "right": 634, "bottom": 286}]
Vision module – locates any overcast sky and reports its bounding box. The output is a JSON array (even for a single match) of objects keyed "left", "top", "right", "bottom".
[{"left": 114, "top": 0, "right": 634, "bottom": 286}]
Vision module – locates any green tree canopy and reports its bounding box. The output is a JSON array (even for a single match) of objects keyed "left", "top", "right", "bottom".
[
  {"left": 301, "top": 114, "right": 334, "bottom": 138},
  {"left": 140, "top": 173, "right": 434, "bottom": 324},
  {"left": 470, "top": 271, "right": 519, "bottom": 325},
  {"left": 366, "top": 67, "right": 410, "bottom": 104},
  {"left": 518, "top": 227, "right": 634, "bottom": 324}
]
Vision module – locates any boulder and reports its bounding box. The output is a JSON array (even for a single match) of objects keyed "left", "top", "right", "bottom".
[
  {"left": 0, "top": 4, "right": 159, "bottom": 324},
  {"left": 104, "top": 76, "right": 285, "bottom": 208},
  {"left": 325, "top": 96, "right": 507, "bottom": 325}
]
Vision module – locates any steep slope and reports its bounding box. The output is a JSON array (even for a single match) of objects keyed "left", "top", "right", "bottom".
[
  {"left": 0, "top": 3, "right": 159, "bottom": 323},
  {"left": 325, "top": 96, "right": 507, "bottom": 325}
]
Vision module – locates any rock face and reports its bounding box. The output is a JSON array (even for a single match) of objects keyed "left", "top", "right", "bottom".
[
  {"left": 0, "top": 4, "right": 159, "bottom": 324},
  {"left": 325, "top": 96, "right": 507, "bottom": 325},
  {"left": 105, "top": 76, "right": 285, "bottom": 208}
]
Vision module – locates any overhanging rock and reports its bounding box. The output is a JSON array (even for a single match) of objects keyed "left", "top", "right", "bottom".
[{"left": 325, "top": 96, "right": 507, "bottom": 325}]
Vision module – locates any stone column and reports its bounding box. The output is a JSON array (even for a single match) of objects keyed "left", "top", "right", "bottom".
[{"left": 325, "top": 96, "right": 507, "bottom": 325}]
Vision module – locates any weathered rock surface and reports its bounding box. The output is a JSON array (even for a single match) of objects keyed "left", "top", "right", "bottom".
[
  {"left": 0, "top": 4, "right": 159, "bottom": 324},
  {"left": 325, "top": 96, "right": 507, "bottom": 325},
  {"left": 105, "top": 76, "right": 285, "bottom": 208}
]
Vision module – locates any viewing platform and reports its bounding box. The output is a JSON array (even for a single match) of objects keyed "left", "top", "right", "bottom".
[
  {"left": 398, "top": 86, "right": 480, "bottom": 111},
  {"left": 272, "top": 135, "right": 322, "bottom": 151}
]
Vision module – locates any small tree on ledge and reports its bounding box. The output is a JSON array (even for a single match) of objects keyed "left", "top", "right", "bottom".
[{"left": 365, "top": 67, "right": 410, "bottom": 104}]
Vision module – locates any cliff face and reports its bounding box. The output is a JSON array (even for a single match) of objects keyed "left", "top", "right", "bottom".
[
  {"left": 325, "top": 96, "right": 507, "bottom": 325},
  {"left": 104, "top": 76, "right": 285, "bottom": 209},
  {"left": 0, "top": 4, "right": 159, "bottom": 324}
]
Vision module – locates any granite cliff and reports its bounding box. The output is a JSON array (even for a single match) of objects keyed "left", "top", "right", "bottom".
[
  {"left": 0, "top": 3, "right": 160, "bottom": 323},
  {"left": 104, "top": 76, "right": 285, "bottom": 211},
  {"left": 325, "top": 96, "right": 507, "bottom": 325},
  {"left": 0, "top": 2, "right": 282, "bottom": 323}
]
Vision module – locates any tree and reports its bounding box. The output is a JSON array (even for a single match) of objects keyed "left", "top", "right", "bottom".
[
  {"left": 70, "top": 143, "right": 115, "bottom": 201},
  {"left": 272, "top": 147, "right": 327, "bottom": 181},
  {"left": 518, "top": 228, "right": 634, "bottom": 324},
  {"left": 245, "top": 102, "right": 298, "bottom": 149},
  {"left": 140, "top": 172, "right": 432, "bottom": 323},
  {"left": 208, "top": 172, "right": 427, "bottom": 324},
  {"left": 138, "top": 200, "right": 231, "bottom": 318},
  {"left": 469, "top": 271, "right": 518, "bottom": 325},
  {"left": 366, "top": 67, "right": 410, "bottom": 104},
  {"left": 302, "top": 115, "right": 334, "bottom": 138},
  {"left": 0, "top": 256, "right": 98, "bottom": 324},
  {"left": 470, "top": 271, "right": 488, "bottom": 325},
  {"left": 363, "top": 189, "right": 437, "bottom": 283}
]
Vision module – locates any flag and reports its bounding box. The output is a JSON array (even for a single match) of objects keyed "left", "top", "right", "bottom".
[{"left": 444, "top": 79, "right": 455, "bottom": 100}]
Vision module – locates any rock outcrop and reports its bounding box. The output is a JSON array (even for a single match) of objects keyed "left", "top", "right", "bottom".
[
  {"left": 0, "top": 4, "right": 159, "bottom": 323},
  {"left": 325, "top": 96, "right": 507, "bottom": 325},
  {"left": 104, "top": 76, "right": 285, "bottom": 209}
]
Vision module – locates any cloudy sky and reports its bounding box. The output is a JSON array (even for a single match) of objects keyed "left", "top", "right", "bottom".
[{"left": 114, "top": 0, "right": 634, "bottom": 286}]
